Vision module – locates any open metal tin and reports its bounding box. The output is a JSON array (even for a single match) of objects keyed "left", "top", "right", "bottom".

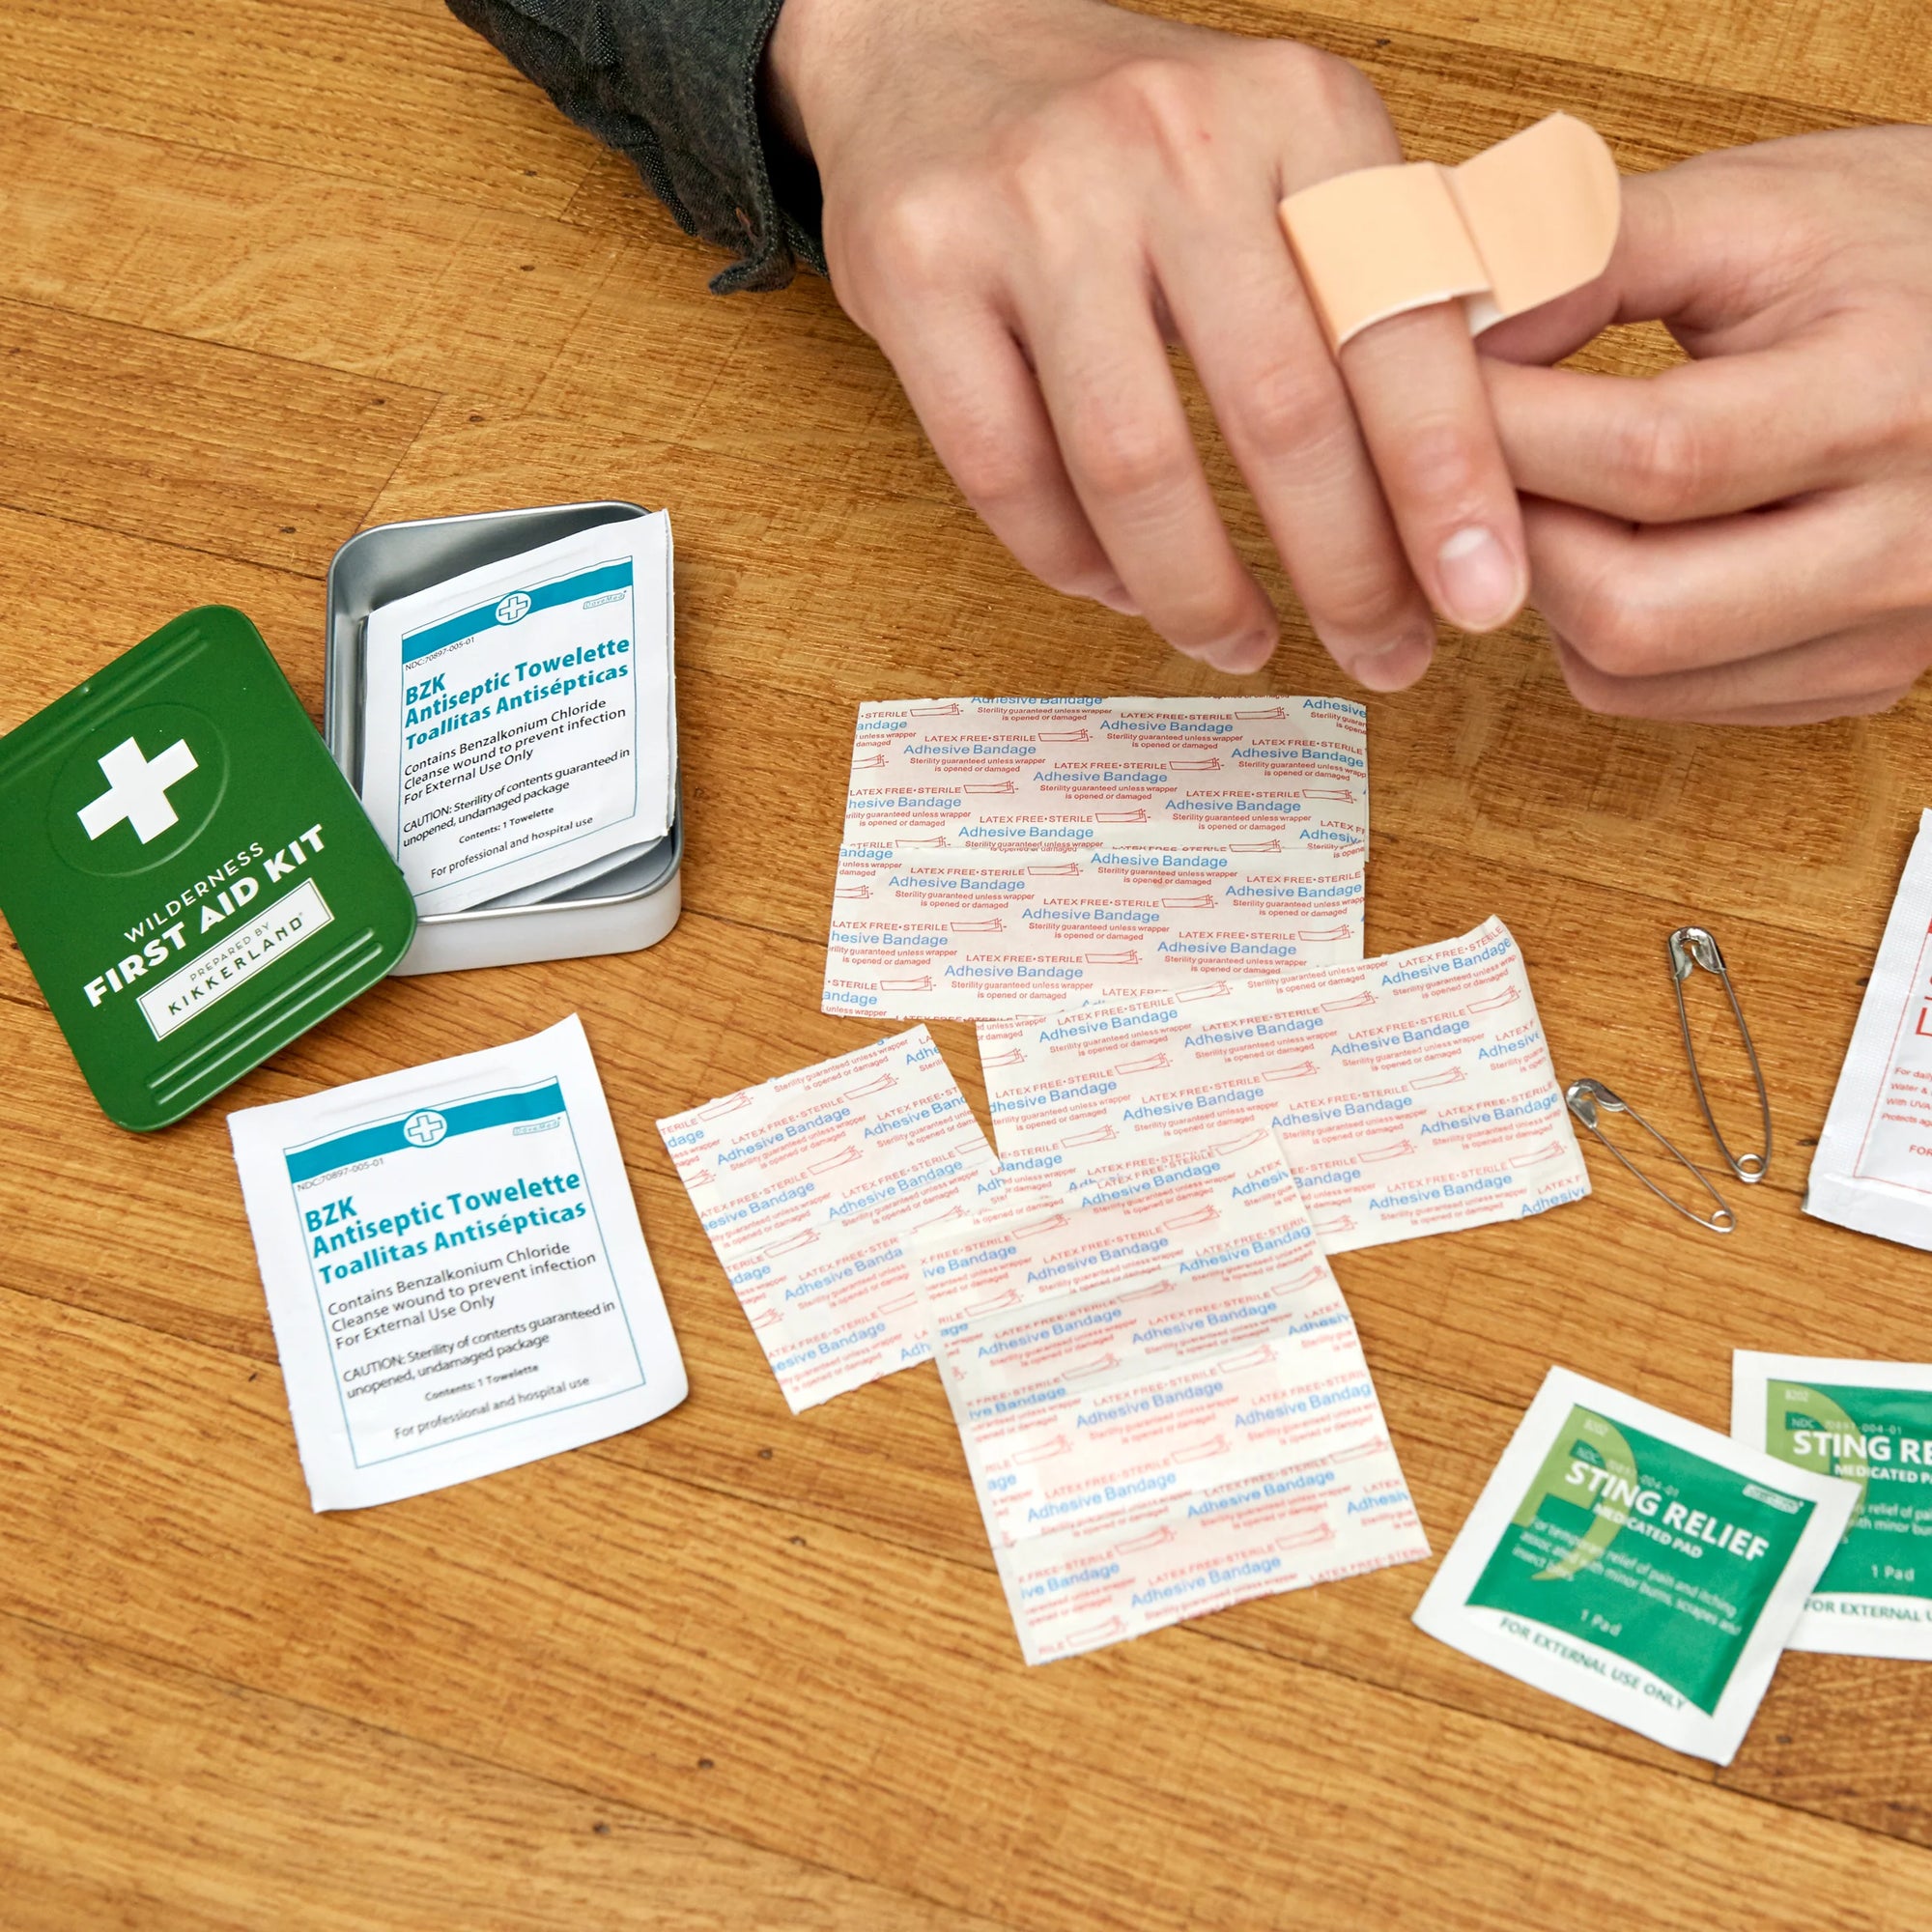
[{"left": 325, "top": 500, "right": 682, "bottom": 978}]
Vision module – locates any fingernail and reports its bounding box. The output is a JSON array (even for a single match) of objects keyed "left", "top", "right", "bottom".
[
  {"left": 1202, "top": 626, "right": 1277, "bottom": 674},
  {"left": 1435, "top": 526, "right": 1525, "bottom": 632},
  {"left": 1350, "top": 629, "right": 1434, "bottom": 693}
]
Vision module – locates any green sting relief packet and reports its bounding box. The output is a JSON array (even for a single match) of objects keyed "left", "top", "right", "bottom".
[
  {"left": 1413, "top": 1367, "right": 1856, "bottom": 1763},
  {"left": 1733, "top": 1351, "right": 1932, "bottom": 1658},
  {"left": 0, "top": 608, "right": 416, "bottom": 1131}
]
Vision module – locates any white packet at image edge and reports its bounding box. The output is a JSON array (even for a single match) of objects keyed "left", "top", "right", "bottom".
[
  {"left": 1806, "top": 810, "right": 1932, "bottom": 1250},
  {"left": 1732, "top": 1350, "right": 1932, "bottom": 1659},
  {"left": 1412, "top": 1365, "right": 1856, "bottom": 1765},
  {"left": 227, "top": 1013, "right": 687, "bottom": 1511}
]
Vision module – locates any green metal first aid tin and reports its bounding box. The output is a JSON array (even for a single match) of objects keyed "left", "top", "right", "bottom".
[{"left": 0, "top": 607, "right": 416, "bottom": 1131}]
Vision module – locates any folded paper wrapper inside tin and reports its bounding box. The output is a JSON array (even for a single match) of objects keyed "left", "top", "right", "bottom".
[{"left": 324, "top": 501, "right": 683, "bottom": 978}]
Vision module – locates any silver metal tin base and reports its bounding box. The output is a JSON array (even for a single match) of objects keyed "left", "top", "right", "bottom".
[{"left": 324, "top": 501, "right": 683, "bottom": 978}]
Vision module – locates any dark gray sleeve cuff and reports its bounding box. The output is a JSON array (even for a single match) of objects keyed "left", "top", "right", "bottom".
[{"left": 446, "top": 0, "right": 827, "bottom": 292}]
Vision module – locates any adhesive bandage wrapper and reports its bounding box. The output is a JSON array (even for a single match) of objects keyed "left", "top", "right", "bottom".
[
  {"left": 658, "top": 1027, "right": 1004, "bottom": 1411},
  {"left": 979, "top": 916, "right": 1591, "bottom": 1252},
  {"left": 823, "top": 697, "right": 1369, "bottom": 1023},
  {"left": 910, "top": 1144, "right": 1427, "bottom": 1663},
  {"left": 1279, "top": 113, "right": 1621, "bottom": 351}
]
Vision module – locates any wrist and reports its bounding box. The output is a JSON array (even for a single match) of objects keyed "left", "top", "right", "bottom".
[
  {"left": 764, "top": 0, "right": 909, "bottom": 165},
  {"left": 766, "top": 0, "right": 1113, "bottom": 170}
]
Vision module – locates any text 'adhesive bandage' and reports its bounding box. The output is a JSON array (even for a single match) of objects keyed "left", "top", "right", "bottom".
[
  {"left": 910, "top": 1144, "right": 1426, "bottom": 1664},
  {"left": 1279, "top": 113, "right": 1621, "bottom": 352},
  {"left": 658, "top": 1028, "right": 1003, "bottom": 1412}
]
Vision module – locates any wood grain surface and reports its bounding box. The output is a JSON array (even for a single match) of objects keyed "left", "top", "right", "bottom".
[{"left": 3, "top": 1, "right": 1930, "bottom": 1926}]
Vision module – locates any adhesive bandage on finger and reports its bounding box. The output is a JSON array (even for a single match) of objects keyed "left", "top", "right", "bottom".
[{"left": 1278, "top": 112, "right": 1621, "bottom": 352}]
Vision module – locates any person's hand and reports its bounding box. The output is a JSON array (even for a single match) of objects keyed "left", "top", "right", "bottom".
[
  {"left": 1482, "top": 128, "right": 1932, "bottom": 725},
  {"left": 764, "top": 0, "right": 1529, "bottom": 682}
]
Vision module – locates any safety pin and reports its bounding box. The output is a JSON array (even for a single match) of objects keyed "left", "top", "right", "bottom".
[
  {"left": 1667, "top": 926, "right": 1772, "bottom": 1184},
  {"left": 1564, "top": 1078, "right": 1736, "bottom": 1235}
]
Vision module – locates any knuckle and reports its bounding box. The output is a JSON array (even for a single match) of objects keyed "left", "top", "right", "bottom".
[
  {"left": 943, "top": 418, "right": 1037, "bottom": 518},
  {"left": 987, "top": 121, "right": 1083, "bottom": 227},
  {"left": 1074, "top": 411, "right": 1194, "bottom": 505},
  {"left": 1236, "top": 360, "right": 1351, "bottom": 466},
  {"left": 1562, "top": 574, "right": 1671, "bottom": 678},
  {"left": 1090, "top": 56, "right": 1216, "bottom": 159},
  {"left": 1610, "top": 396, "right": 1715, "bottom": 522},
  {"left": 860, "top": 176, "right": 978, "bottom": 292},
  {"left": 1383, "top": 417, "right": 1485, "bottom": 513},
  {"left": 1289, "top": 46, "right": 1389, "bottom": 133},
  {"left": 1163, "top": 582, "right": 1268, "bottom": 652},
  {"left": 1310, "top": 567, "right": 1423, "bottom": 648}
]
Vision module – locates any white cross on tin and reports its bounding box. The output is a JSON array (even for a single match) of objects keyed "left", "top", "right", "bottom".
[{"left": 77, "top": 735, "right": 200, "bottom": 844}]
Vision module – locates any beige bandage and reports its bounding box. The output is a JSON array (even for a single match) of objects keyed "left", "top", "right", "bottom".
[{"left": 1279, "top": 113, "right": 1620, "bottom": 351}]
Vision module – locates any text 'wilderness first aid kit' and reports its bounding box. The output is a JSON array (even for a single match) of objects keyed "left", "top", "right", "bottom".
[
  {"left": 980, "top": 916, "right": 1589, "bottom": 1252},
  {"left": 823, "top": 696, "right": 1368, "bottom": 1022},
  {"left": 1807, "top": 809, "right": 1932, "bottom": 1251},
  {"left": 657, "top": 1028, "right": 1003, "bottom": 1412},
  {"left": 1414, "top": 1368, "right": 1854, "bottom": 1763},
  {"left": 229, "top": 1014, "right": 686, "bottom": 1509},
  {"left": 0, "top": 607, "right": 416, "bottom": 1130},
  {"left": 360, "top": 518, "right": 676, "bottom": 917},
  {"left": 1733, "top": 1351, "right": 1932, "bottom": 1658}
]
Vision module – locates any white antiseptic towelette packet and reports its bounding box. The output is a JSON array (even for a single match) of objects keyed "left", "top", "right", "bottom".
[
  {"left": 912, "top": 1146, "right": 1427, "bottom": 1662},
  {"left": 658, "top": 1028, "right": 1003, "bottom": 1411},
  {"left": 1733, "top": 1351, "right": 1932, "bottom": 1657},
  {"left": 361, "top": 517, "right": 676, "bottom": 916},
  {"left": 822, "top": 845, "right": 1364, "bottom": 1022},
  {"left": 1414, "top": 1367, "right": 1856, "bottom": 1765},
  {"left": 980, "top": 917, "right": 1588, "bottom": 1251},
  {"left": 1807, "top": 810, "right": 1932, "bottom": 1251},
  {"left": 842, "top": 696, "right": 1368, "bottom": 855},
  {"left": 227, "top": 1014, "right": 687, "bottom": 1511}
]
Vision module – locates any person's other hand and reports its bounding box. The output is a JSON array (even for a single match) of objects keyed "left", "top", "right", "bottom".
[
  {"left": 1484, "top": 128, "right": 1932, "bottom": 725},
  {"left": 764, "top": 0, "right": 1529, "bottom": 682}
]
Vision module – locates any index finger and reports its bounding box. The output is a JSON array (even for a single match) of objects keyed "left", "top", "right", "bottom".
[{"left": 1486, "top": 336, "right": 1881, "bottom": 524}]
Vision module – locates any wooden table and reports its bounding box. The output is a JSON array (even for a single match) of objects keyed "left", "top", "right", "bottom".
[{"left": 3, "top": 2, "right": 1930, "bottom": 1925}]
